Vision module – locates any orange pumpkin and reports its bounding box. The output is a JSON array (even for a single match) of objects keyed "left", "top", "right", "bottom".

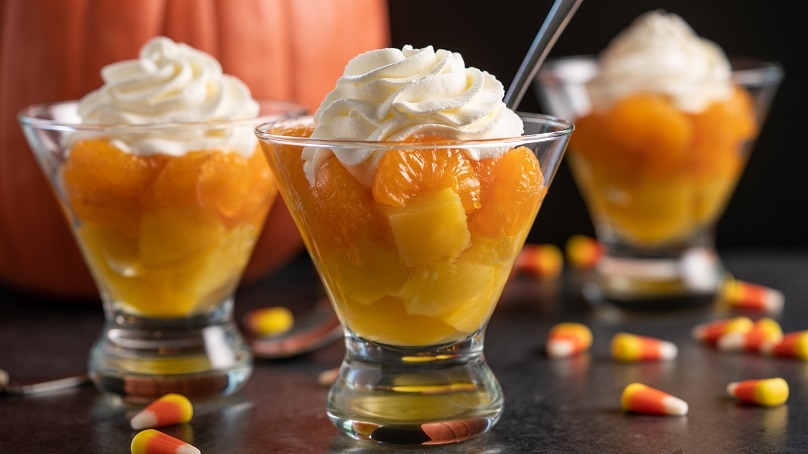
[{"left": 0, "top": 0, "right": 390, "bottom": 299}]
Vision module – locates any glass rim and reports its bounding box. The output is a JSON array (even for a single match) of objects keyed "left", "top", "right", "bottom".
[
  {"left": 254, "top": 112, "right": 574, "bottom": 150},
  {"left": 17, "top": 99, "right": 307, "bottom": 132},
  {"left": 536, "top": 55, "right": 784, "bottom": 88}
]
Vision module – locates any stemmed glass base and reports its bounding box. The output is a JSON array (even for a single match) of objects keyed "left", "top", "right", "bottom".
[
  {"left": 88, "top": 298, "right": 252, "bottom": 401},
  {"left": 326, "top": 331, "right": 503, "bottom": 445},
  {"left": 582, "top": 230, "right": 726, "bottom": 310}
]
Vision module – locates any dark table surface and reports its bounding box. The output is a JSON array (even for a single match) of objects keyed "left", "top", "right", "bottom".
[{"left": 1, "top": 248, "right": 807, "bottom": 454}]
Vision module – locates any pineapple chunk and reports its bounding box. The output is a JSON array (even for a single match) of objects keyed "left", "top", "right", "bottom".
[
  {"left": 387, "top": 188, "right": 470, "bottom": 267},
  {"left": 171, "top": 223, "right": 257, "bottom": 300},
  {"left": 321, "top": 237, "right": 409, "bottom": 306},
  {"left": 341, "top": 295, "right": 459, "bottom": 346},
  {"left": 397, "top": 260, "right": 497, "bottom": 317},
  {"left": 139, "top": 206, "right": 226, "bottom": 266}
]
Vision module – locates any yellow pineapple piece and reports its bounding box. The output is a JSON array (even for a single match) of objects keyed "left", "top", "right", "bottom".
[
  {"left": 78, "top": 223, "right": 141, "bottom": 276},
  {"left": 171, "top": 223, "right": 258, "bottom": 302},
  {"left": 441, "top": 290, "right": 501, "bottom": 334},
  {"left": 108, "top": 273, "right": 197, "bottom": 317},
  {"left": 397, "top": 260, "right": 497, "bottom": 318},
  {"left": 386, "top": 188, "right": 470, "bottom": 267},
  {"left": 138, "top": 206, "right": 226, "bottom": 266},
  {"left": 340, "top": 295, "right": 460, "bottom": 346},
  {"left": 603, "top": 176, "right": 693, "bottom": 244},
  {"left": 320, "top": 237, "right": 409, "bottom": 306}
]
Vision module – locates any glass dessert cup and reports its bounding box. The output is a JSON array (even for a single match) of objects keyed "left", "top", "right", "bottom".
[
  {"left": 18, "top": 100, "right": 305, "bottom": 400},
  {"left": 536, "top": 56, "right": 783, "bottom": 310},
  {"left": 256, "top": 114, "right": 572, "bottom": 445}
]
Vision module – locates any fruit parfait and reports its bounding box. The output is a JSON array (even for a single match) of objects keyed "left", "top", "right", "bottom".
[
  {"left": 19, "top": 36, "right": 304, "bottom": 399},
  {"left": 536, "top": 11, "right": 782, "bottom": 308},
  {"left": 257, "top": 45, "right": 572, "bottom": 444}
]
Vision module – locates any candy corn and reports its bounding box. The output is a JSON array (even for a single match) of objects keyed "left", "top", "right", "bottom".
[
  {"left": 130, "top": 394, "right": 194, "bottom": 430},
  {"left": 565, "top": 235, "right": 602, "bottom": 269},
  {"left": 243, "top": 306, "right": 294, "bottom": 337},
  {"left": 546, "top": 322, "right": 593, "bottom": 358},
  {"left": 131, "top": 429, "right": 200, "bottom": 454},
  {"left": 722, "top": 279, "right": 784, "bottom": 313},
  {"left": 691, "top": 316, "right": 753, "bottom": 345},
  {"left": 512, "top": 243, "right": 563, "bottom": 279},
  {"left": 611, "top": 333, "right": 677, "bottom": 362},
  {"left": 717, "top": 317, "right": 783, "bottom": 352},
  {"left": 621, "top": 382, "right": 688, "bottom": 416},
  {"left": 727, "top": 377, "right": 789, "bottom": 407},
  {"left": 760, "top": 330, "right": 808, "bottom": 360}
]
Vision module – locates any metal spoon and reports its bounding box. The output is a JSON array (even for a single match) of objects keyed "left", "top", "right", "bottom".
[
  {"left": 504, "top": 0, "right": 583, "bottom": 110},
  {"left": 0, "top": 369, "right": 91, "bottom": 396},
  {"left": 250, "top": 298, "right": 343, "bottom": 359},
  {"left": 1, "top": 299, "right": 341, "bottom": 396}
]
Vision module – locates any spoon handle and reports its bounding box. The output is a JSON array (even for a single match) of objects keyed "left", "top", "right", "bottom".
[
  {"left": 1, "top": 372, "right": 91, "bottom": 396},
  {"left": 504, "top": 0, "right": 584, "bottom": 110}
]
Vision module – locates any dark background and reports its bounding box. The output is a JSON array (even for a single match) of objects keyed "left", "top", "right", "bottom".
[{"left": 388, "top": 0, "right": 806, "bottom": 250}]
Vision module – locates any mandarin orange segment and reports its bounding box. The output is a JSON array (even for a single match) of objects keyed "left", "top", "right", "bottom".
[
  {"left": 68, "top": 199, "right": 142, "bottom": 238},
  {"left": 308, "top": 155, "right": 376, "bottom": 251},
  {"left": 62, "top": 139, "right": 165, "bottom": 236},
  {"left": 197, "top": 147, "right": 275, "bottom": 222},
  {"left": 140, "top": 150, "right": 215, "bottom": 210},
  {"left": 603, "top": 93, "right": 692, "bottom": 171},
  {"left": 372, "top": 145, "right": 481, "bottom": 214},
  {"left": 569, "top": 113, "right": 608, "bottom": 162},
  {"left": 63, "top": 139, "right": 165, "bottom": 200},
  {"left": 691, "top": 86, "right": 758, "bottom": 148},
  {"left": 198, "top": 151, "right": 251, "bottom": 217},
  {"left": 688, "top": 141, "right": 744, "bottom": 179},
  {"left": 468, "top": 146, "right": 544, "bottom": 238},
  {"left": 258, "top": 125, "right": 313, "bottom": 204}
]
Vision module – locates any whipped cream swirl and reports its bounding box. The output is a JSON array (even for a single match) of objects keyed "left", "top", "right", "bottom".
[
  {"left": 590, "top": 10, "right": 732, "bottom": 112},
  {"left": 77, "top": 36, "right": 259, "bottom": 157},
  {"left": 303, "top": 45, "right": 524, "bottom": 186}
]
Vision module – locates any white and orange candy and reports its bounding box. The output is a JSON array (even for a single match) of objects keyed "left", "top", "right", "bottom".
[
  {"left": 611, "top": 333, "right": 677, "bottom": 362},
  {"left": 717, "top": 317, "right": 783, "bottom": 352},
  {"left": 691, "top": 316, "right": 753, "bottom": 345},
  {"left": 546, "top": 322, "right": 593, "bottom": 359},
  {"left": 243, "top": 306, "right": 295, "bottom": 337},
  {"left": 621, "top": 382, "right": 688, "bottom": 416},
  {"left": 512, "top": 243, "right": 563, "bottom": 279},
  {"left": 131, "top": 429, "right": 200, "bottom": 454},
  {"left": 760, "top": 330, "right": 808, "bottom": 360},
  {"left": 722, "top": 279, "right": 784, "bottom": 313},
  {"left": 130, "top": 394, "right": 194, "bottom": 430},
  {"left": 727, "top": 377, "right": 789, "bottom": 407},
  {"left": 565, "top": 235, "right": 603, "bottom": 269}
]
